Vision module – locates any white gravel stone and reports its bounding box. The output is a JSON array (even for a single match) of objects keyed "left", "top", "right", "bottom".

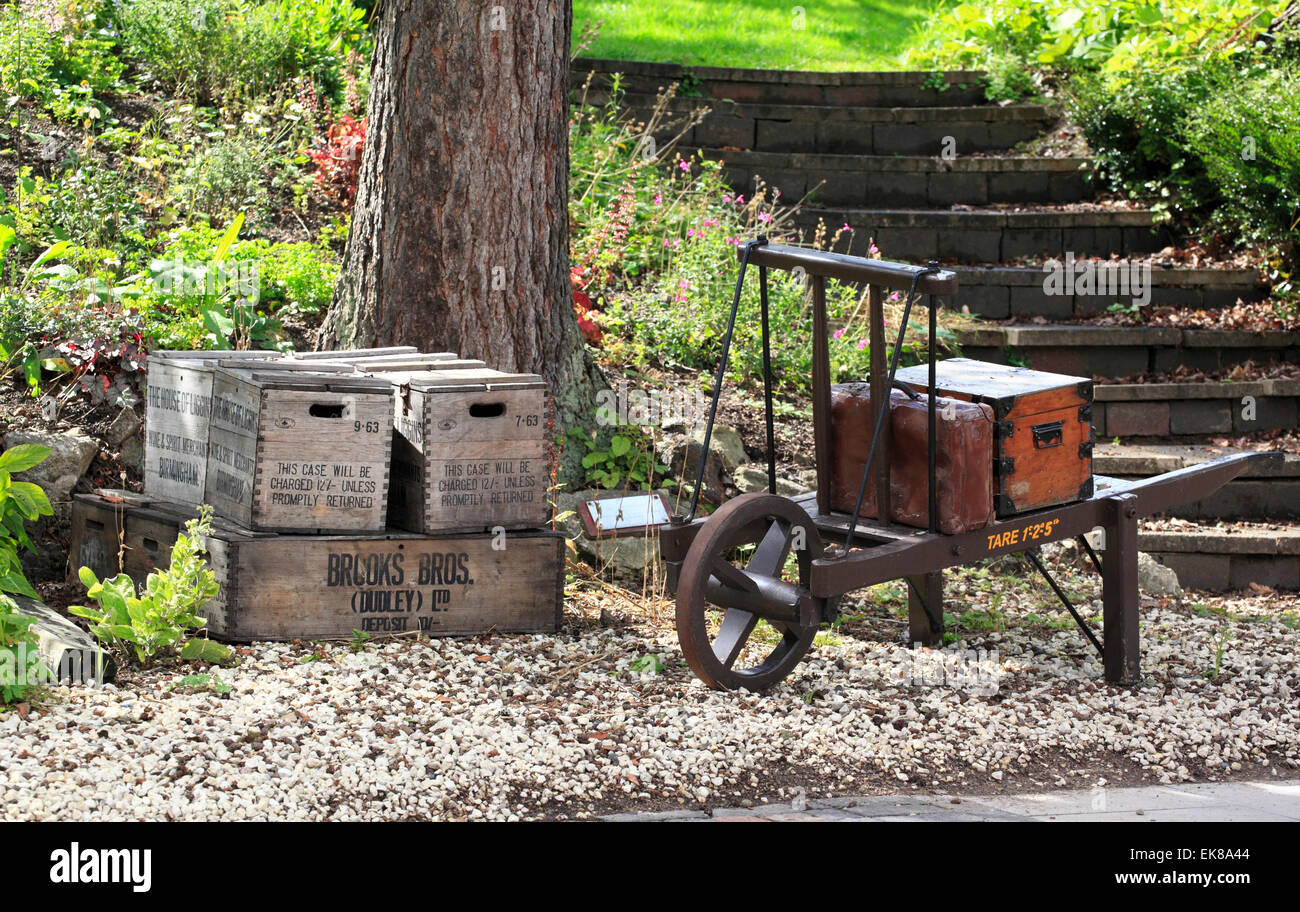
[{"left": 1, "top": 565, "right": 1297, "bottom": 820}]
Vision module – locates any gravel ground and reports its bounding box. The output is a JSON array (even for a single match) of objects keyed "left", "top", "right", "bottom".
[{"left": 3, "top": 552, "right": 1298, "bottom": 821}]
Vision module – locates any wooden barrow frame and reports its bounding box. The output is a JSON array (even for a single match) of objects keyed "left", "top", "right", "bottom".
[{"left": 657, "top": 240, "right": 1265, "bottom": 691}]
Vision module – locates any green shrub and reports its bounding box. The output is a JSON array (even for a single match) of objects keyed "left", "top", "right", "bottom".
[
  {"left": 1070, "top": 53, "right": 1300, "bottom": 264},
  {"left": 71, "top": 506, "right": 233, "bottom": 667},
  {"left": 0, "top": 0, "right": 124, "bottom": 120},
  {"left": 908, "top": 1, "right": 1278, "bottom": 99},
  {"left": 1067, "top": 65, "right": 1226, "bottom": 221},
  {"left": 0, "top": 444, "right": 54, "bottom": 600},
  {"left": 147, "top": 214, "right": 288, "bottom": 350},
  {"left": 172, "top": 133, "right": 273, "bottom": 227},
  {"left": 1187, "top": 62, "right": 1300, "bottom": 253},
  {"left": 159, "top": 223, "right": 338, "bottom": 313},
  {"left": 30, "top": 163, "right": 150, "bottom": 261},
  {"left": 113, "top": 0, "right": 369, "bottom": 109}
]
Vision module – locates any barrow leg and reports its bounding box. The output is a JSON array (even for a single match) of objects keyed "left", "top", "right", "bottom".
[
  {"left": 906, "top": 571, "right": 945, "bottom": 646},
  {"left": 1102, "top": 494, "right": 1140, "bottom": 684}
]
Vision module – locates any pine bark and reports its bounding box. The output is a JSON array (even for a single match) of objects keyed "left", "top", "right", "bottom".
[{"left": 319, "top": 0, "right": 602, "bottom": 485}]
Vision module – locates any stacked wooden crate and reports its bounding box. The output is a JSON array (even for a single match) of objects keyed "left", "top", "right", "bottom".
[{"left": 73, "top": 347, "right": 562, "bottom": 641}]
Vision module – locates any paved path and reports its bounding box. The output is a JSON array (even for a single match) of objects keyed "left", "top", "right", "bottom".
[{"left": 605, "top": 778, "right": 1300, "bottom": 821}]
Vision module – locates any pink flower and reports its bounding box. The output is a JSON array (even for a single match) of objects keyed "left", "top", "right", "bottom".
[
  {"left": 703, "top": 218, "right": 719, "bottom": 228},
  {"left": 832, "top": 328, "right": 845, "bottom": 340},
  {"left": 678, "top": 160, "right": 691, "bottom": 172},
  {"left": 857, "top": 339, "right": 868, "bottom": 351},
  {"left": 654, "top": 194, "right": 663, "bottom": 205},
  {"left": 722, "top": 193, "right": 733, "bottom": 203},
  {"left": 735, "top": 194, "right": 745, "bottom": 204},
  {"left": 842, "top": 223, "right": 851, "bottom": 232},
  {"left": 869, "top": 243, "right": 880, "bottom": 256},
  {"left": 758, "top": 212, "right": 772, "bottom": 223}
]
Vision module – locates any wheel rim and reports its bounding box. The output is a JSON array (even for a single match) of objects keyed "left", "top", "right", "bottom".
[{"left": 676, "top": 493, "right": 824, "bottom": 691}]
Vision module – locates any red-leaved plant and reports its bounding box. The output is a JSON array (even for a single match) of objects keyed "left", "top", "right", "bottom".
[
  {"left": 570, "top": 266, "right": 603, "bottom": 346},
  {"left": 309, "top": 114, "right": 366, "bottom": 208}
]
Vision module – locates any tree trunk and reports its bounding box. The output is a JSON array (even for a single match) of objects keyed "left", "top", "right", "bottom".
[{"left": 319, "top": 0, "right": 603, "bottom": 486}]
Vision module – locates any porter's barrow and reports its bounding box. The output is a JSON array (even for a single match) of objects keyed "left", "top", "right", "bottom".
[{"left": 643, "top": 242, "right": 1265, "bottom": 691}]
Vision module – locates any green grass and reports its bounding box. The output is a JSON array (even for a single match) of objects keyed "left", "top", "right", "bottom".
[{"left": 573, "top": 0, "right": 939, "bottom": 71}]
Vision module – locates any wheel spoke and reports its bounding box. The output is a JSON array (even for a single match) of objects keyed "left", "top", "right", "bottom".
[
  {"left": 747, "top": 519, "right": 791, "bottom": 577},
  {"left": 709, "top": 559, "right": 758, "bottom": 593},
  {"left": 712, "top": 609, "right": 759, "bottom": 668}
]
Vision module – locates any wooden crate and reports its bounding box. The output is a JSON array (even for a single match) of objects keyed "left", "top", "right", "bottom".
[
  {"left": 206, "top": 367, "right": 395, "bottom": 532},
  {"left": 291, "top": 346, "right": 420, "bottom": 361},
  {"left": 70, "top": 494, "right": 565, "bottom": 640},
  {"left": 358, "top": 357, "right": 487, "bottom": 376},
  {"left": 70, "top": 490, "right": 261, "bottom": 581},
  {"left": 144, "top": 352, "right": 360, "bottom": 506},
  {"left": 387, "top": 369, "right": 550, "bottom": 533},
  {"left": 143, "top": 355, "right": 223, "bottom": 505}
]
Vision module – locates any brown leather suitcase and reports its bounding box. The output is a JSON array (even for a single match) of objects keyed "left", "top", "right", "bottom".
[
  {"left": 830, "top": 383, "right": 996, "bottom": 534},
  {"left": 893, "top": 358, "right": 1093, "bottom": 517}
]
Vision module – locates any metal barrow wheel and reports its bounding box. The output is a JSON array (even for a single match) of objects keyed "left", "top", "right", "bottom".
[{"left": 675, "top": 493, "right": 827, "bottom": 691}]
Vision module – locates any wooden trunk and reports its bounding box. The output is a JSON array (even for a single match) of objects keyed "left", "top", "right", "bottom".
[
  {"left": 388, "top": 369, "right": 550, "bottom": 533},
  {"left": 206, "top": 368, "right": 395, "bottom": 532},
  {"left": 70, "top": 494, "right": 564, "bottom": 640},
  {"left": 830, "top": 385, "right": 995, "bottom": 534},
  {"left": 894, "top": 358, "right": 1093, "bottom": 516}
]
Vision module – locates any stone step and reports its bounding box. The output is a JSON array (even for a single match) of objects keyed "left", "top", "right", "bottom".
[
  {"left": 688, "top": 148, "right": 1095, "bottom": 208},
  {"left": 1097, "top": 443, "right": 1299, "bottom": 522},
  {"left": 1140, "top": 523, "right": 1300, "bottom": 590},
  {"left": 801, "top": 207, "right": 1169, "bottom": 262},
  {"left": 955, "top": 324, "right": 1299, "bottom": 377},
  {"left": 596, "top": 93, "right": 1055, "bottom": 155},
  {"left": 953, "top": 265, "right": 1268, "bottom": 320},
  {"left": 1094, "top": 380, "right": 1299, "bottom": 438},
  {"left": 572, "top": 58, "right": 991, "bottom": 107}
]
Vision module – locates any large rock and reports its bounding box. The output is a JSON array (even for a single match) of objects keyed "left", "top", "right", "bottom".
[
  {"left": 555, "top": 489, "right": 665, "bottom": 581},
  {"left": 1137, "top": 551, "right": 1183, "bottom": 599},
  {"left": 120, "top": 436, "right": 144, "bottom": 474},
  {"left": 692, "top": 425, "right": 747, "bottom": 473},
  {"left": 105, "top": 407, "right": 142, "bottom": 447},
  {"left": 733, "top": 464, "right": 808, "bottom": 497},
  {"left": 656, "top": 423, "right": 747, "bottom": 504},
  {"left": 2, "top": 429, "right": 99, "bottom": 514},
  {"left": 10, "top": 595, "right": 115, "bottom": 685}
]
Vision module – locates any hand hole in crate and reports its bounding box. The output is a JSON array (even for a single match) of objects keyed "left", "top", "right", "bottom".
[
  {"left": 468, "top": 402, "right": 507, "bottom": 419},
  {"left": 308, "top": 403, "right": 347, "bottom": 419}
]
